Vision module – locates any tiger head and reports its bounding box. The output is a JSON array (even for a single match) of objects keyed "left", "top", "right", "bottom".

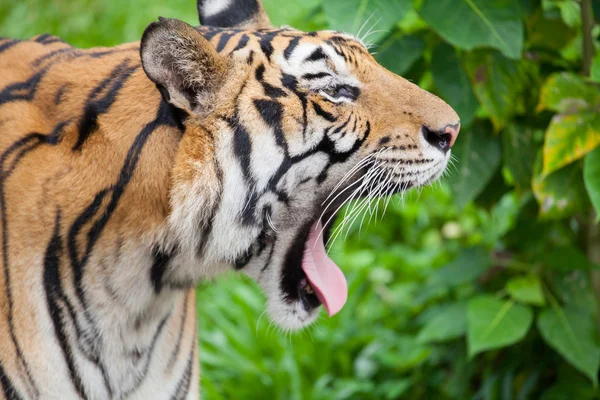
[{"left": 141, "top": 0, "right": 460, "bottom": 330}]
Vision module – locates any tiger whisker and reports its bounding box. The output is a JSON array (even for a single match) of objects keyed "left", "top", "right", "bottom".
[
  {"left": 241, "top": 187, "right": 256, "bottom": 214},
  {"left": 266, "top": 211, "right": 278, "bottom": 232},
  {"left": 355, "top": 12, "right": 376, "bottom": 44},
  {"left": 325, "top": 163, "right": 383, "bottom": 248},
  {"left": 321, "top": 155, "right": 375, "bottom": 207}
]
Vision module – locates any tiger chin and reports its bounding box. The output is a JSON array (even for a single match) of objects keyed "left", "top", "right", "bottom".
[{"left": 0, "top": 0, "right": 459, "bottom": 398}]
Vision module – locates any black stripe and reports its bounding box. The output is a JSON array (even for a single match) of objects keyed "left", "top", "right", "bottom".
[
  {"left": 72, "top": 59, "right": 139, "bottom": 150},
  {"left": 121, "top": 313, "right": 171, "bottom": 399},
  {"left": 68, "top": 99, "right": 179, "bottom": 314},
  {"left": 283, "top": 37, "right": 300, "bottom": 59},
  {"left": 150, "top": 248, "right": 172, "bottom": 294},
  {"left": 246, "top": 50, "right": 255, "bottom": 65},
  {"left": 0, "top": 39, "right": 19, "bottom": 55},
  {"left": 258, "top": 30, "right": 282, "bottom": 59},
  {"left": 253, "top": 99, "right": 288, "bottom": 151},
  {"left": 32, "top": 46, "right": 138, "bottom": 68},
  {"left": 255, "top": 64, "right": 286, "bottom": 98},
  {"left": 0, "top": 68, "right": 49, "bottom": 106},
  {"left": 31, "top": 48, "right": 73, "bottom": 67},
  {"left": 232, "top": 34, "right": 249, "bottom": 52},
  {"left": 54, "top": 84, "right": 70, "bottom": 105},
  {"left": 34, "top": 34, "right": 51, "bottom": 43},
  {"left": 215, "top": 31, "right": 235, "bottom": 52},
  {"left": 0, "top": 362, "right": 23, "bottom": 400},
  {"left": 305, "top": 47, "right": 327, "bottom": 63},
  {"left": 34, "top": 34, "right": 65, "bottom": 45},
  {"left": 201, "top": 28, "right": 220, "bottom": 41},
  {"left": 331, "top": 115, "right": 352, "bottom": 136},
  {"left": 170, "top": 345, "right": 194, "bottom": 400},
  {"left": 302, "top": 72, "right": 331, "bottom": 81},
  {"left": 43, "top": 211, "right": 89, "bottom": 400},
  {"left": 0, "top": 122, "right": 71, "bottom": 399},
  {"left": 166, "top": 296, "right": 189, "bottom": 369},
  {"left": 199, "top": 0, "right": 260, "bottom": 27},
  {"left": 311, "top": 101, "right": 336, "bottom": 122}
]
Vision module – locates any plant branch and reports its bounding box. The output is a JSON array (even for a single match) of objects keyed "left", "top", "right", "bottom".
[
  {"left": 581, "top": 0, "right": 595, "bottom": 76},
  {"left": 588, "top": 213, "right": 600, "bottom": 331}
]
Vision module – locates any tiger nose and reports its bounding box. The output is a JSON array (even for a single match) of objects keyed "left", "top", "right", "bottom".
[{"left": 422, "top": 123, "right": 460, "bottom": 153}]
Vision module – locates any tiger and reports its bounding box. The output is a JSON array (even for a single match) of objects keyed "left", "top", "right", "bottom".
[{"left": 0, "top": 0, "right": 460, "bottom": 398}]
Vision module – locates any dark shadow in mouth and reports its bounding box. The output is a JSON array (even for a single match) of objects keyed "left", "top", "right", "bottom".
[
  {"left": 278, "top": 167, "right": 414, "bottom": 313},
  {"left": 299, "top": 277, "right": 321, "bottom": 311}
]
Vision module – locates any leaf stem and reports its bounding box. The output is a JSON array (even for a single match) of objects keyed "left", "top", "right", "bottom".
[
  {"left": 587, "top": 212, "right": 600, "bottom": 331},
  {"left": 581, "top": 0, "right": 595, "bottom": 76}
]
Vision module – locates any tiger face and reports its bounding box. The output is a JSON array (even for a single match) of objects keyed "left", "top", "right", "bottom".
[{"left": 141, "top": 11, "right": 459, "bottom": 330}]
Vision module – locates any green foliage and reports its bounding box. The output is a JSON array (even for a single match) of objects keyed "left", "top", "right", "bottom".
[
  {"left": 420, "top": 0, "right": 523, "bottom": 59},
  {"left": 467, "top": 296, "right": 533, "bottom": 357},
  {"left": 538, "top": 306, "right": 600, "bottom": 384},
  {"left": 2, "top": 0, "right": 600, "bottom": 398},
  {"left": 506, "top": 275, "right": 545, "bottom": 306},
  {"left": 446, "top": 124, "right": 501, "bottom": 208}
]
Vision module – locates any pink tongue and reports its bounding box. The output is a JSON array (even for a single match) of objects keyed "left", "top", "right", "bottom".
[{"left": 301, "top": 221, "right": 348, "bottom": 317}]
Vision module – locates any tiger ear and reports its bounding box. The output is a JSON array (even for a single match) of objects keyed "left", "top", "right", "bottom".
[
  {"left": 140, "top": 17, "right": 229, "bottom": 113},
  {"left": 197, "top": 0, "right": 272, "bottom": 29}
]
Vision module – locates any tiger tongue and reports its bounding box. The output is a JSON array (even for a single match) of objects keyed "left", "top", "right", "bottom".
[{"left": 301, "top": 221, "right": 348, "bottom": 317}]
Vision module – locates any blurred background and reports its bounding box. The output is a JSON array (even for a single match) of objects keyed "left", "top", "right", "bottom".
[{"left": 2, "top": 0, "right": 600, "bottom": 398}]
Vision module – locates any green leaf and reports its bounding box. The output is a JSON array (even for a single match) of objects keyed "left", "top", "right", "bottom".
[
  {"left": 430, "top": 247, "right": 491, "bottom": 287},
  {"left": 419, "top": 0, "right": 523, "bottom": 59},
  {"left": 322, "top": 0, "right": 412, "bottom": 44},
  {"left": 465, "top": 51, "right": 533, "bottom": 130},
  {"left": 446, "top": 124, "right": 501, "bottom": 208},
  {"left": 375, "top": 336, "right": 431, "bottom": 370},
  {"left": 538, "top": 73, "right": 600, "bottom": 114},
  {"left": 544, "top": 245, "right": 600, "bottom": 272},
  {"left": 376, "top": 33, "right": 424, "bottom": 76},
  {"left": 416, "top": 302, "right": 467, "bottom": 343},
  {"left": 467, "top": 296, "right": 533, "bottom": 357},
  {"left": 532, "top": 155, "right": 588, "bottom": 219},
  {"left": 502, "top": 123, "right": 540, "bottom": 191},
  {"left": 540, "top": 363, "right": 599, "bottom": 400},
  {"left": 506, "top": 275, "right": 545, "bottom": 306},
  {"left": 584, "top": 147, "right": 600, "bottom": 218},
  {"left": 549, "top": 270, "right": 598, "bottom": 318},
  {"left": 431, "top": 43, "right": 478, "bottom": 128},
  {"left": 526, "top": 8, "right": 576, "bottom": 53},
  {"left": 262, "top": 0, "right": 322, "bottom": 29},
  {"left": 484, "top": 191, "right": 527, "bottom": 243},
  {"left": 538, "top": 307, "right": 600, "bottom": 384}
]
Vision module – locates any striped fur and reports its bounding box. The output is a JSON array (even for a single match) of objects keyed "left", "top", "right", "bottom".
[{"left": 0, "top": 1, "right": 459, "bottom": 398}]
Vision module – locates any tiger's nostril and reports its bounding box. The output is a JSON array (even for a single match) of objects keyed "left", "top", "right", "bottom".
[{"left": 422, "top": 123, "right": 459, "bottom": 153}]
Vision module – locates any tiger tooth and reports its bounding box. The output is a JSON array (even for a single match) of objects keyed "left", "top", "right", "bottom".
[{"left": 305, "top": 283, "right": 314, "bottom": 294}]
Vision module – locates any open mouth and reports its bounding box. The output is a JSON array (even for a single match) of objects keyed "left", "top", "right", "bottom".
[
  {"left": 282, "top": 176, "right": 417, "bottom": 319},
  {"left": 299, "top": 219, "right": 348, "bottom": 316},
  {"left": 278, "top": 211, "right": 349, "bottom": 319}
]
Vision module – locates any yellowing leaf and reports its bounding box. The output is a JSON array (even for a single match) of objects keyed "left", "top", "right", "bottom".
[{"left": 542, "top": 111, "right": 600, "bottom": 176}]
